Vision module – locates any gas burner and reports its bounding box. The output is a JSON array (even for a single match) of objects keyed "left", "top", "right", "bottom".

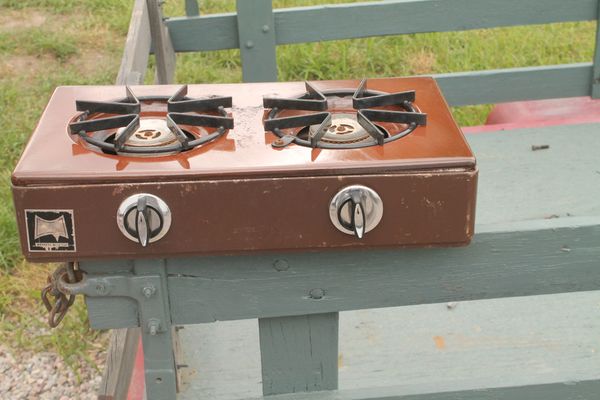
[
  {"left": 68, "top": 85, "right": 234, "bottom": 157},
  {"left": 263, "top": 79, "right": 427, "bottom": 149}
]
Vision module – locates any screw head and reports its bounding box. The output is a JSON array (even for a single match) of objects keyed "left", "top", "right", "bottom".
[
  {"left": 273, "top": 259, "right": 289, "bottom": 271},
  {"left": 142, "top": 285, "right": 156, "bottom": 298},
  {"left": 245, "top": 40, "right": 254, "bottom": 49},
  {"left": 262, "top": 25, "right": 270, "bottom": 33},
  {"left": 95, "top": 283, "right": 106, "bottom": 295},
  {"left": 147, "top": 319, "right": 160, "bottom": 335},
  {"left": 309, "top": 288, "right": 325, "bottom": 300}
]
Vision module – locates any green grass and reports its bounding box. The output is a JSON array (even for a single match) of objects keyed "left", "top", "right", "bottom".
[{"left": 0, "top": 0, "right": 597, "bottom": 369}]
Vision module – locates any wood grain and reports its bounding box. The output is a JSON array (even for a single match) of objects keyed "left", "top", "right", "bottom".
[
  {"left": 165, "top": 0, "right": 598, "bottom": 52},
  {"left": 116, "top": 0, "right": 151, "bottom": 86},
  {"left": 176, "top": 293, "right": 600, "bottom": 399},
  {"left": 259, "top": 313, "right": 339, "bottom": 395},
  {"left": 146, "top": 0, "right": 176, "bottom": 84},
  {"left": 435, "top": 63, "right": 593, "bottom": 106},
  {"left": 97, "top": 328, "right": 140, "bottom": 400}
]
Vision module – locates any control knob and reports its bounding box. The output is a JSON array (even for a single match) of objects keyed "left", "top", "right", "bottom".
[
  {"left": 117, "top": 194, "right": 171, "bottom": 246},
  {"left": 329, "top": 185, "right": 383, "bottom": 238}
]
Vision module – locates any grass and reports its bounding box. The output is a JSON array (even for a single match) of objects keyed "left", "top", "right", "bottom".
[{"left": 0, "top": 0, "right": 597, "bottom": 372}]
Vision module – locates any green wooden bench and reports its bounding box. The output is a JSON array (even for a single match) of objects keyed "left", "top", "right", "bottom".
[{"left": 95, "top": 1, "right": 600, "bottom": 399}]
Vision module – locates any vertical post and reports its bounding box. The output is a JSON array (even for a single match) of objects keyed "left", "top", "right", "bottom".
[
  {"left": 236, "top": 0, "right": 278, "bottom": 82},
  {"left": 593, "top": 2, "right": 600, "bottom": 98},
  {"left": 116, "top": 0, "right": 151, "bottom": 85},
  {"left": 185, "top": 0, "right": 200, "bottom": 17},
  {"left": 146, "top": 0, "right": 176, "bottom": 84},
  {"left": 135, "top": 259, "right": 178, "bottom": 400},
  {"left": 259, "top": 313, "right": 339, "bottom": 396}
]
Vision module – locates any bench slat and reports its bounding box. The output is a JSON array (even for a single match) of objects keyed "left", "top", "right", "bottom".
[
  {"left": 165, "top": 0, "right": 598, "bottom": 52},
  {"left": 435, "top": 63, "right": 592, "bottom": 106}
]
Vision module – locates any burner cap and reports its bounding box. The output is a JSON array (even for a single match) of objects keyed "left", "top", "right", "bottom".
[
  {"left": 116, "top": 118, "right": 178, "bottom": 148},
  {"left": 68, "top": 85, "right": 234, "bottom": 157},
  {"left": 308, "top": 113, "right": 374, "bottom": 144}
]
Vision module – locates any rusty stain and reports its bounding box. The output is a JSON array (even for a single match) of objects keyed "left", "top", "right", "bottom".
[
  {"left": 338, "top": 353, "right": 344, "bottom": 368},
  {"left": 433, "top": 335, "right": 446, "bottom": 350}
]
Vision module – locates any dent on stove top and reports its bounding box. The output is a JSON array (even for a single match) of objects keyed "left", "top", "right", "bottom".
[{"left": 12, "top": 78, "right": 475, "bottom": 185}]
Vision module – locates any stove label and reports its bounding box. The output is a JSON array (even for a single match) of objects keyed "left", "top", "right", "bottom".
[{"left": 25, "top": 210, "right": 76, "bottom": 252}]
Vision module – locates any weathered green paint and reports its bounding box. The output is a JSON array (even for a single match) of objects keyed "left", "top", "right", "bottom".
[
  {"left": 259, "top": 313, "right": 339, "bottom": 395},
  {"left": 83, "top": 217, "right": 600, "bottom": 329},
  {"left": 177, "top": 292, "right": 600, "bottom": 399},
  {"left": 434, "top": 63, "right": 593, "bottom": 106},
  {"left": 146, "top": 0, "right": 175, "bottom": 84},
  {"left": 593, "top": 1, "right": 600, "bottom": 97},
  {"left": 185, "top": 0, "right": 199, "bottom": 17},
  {"left": 165, "top": 13, "right": 238, "bottom": 52},
  {"left": 236, "top": 0, "right": 278, "bottom": 82},
  {"left": 133, "top": 260, "right": 177, "bottom": 400},
  {"left": 166, "top": 0, "right": 598, "bottom": 52},
  {"left": 239, "top": 379, "right": 600, "bottom": 400},
  {"left": 116, "top": 0, "right": 151, "bottom": 85},
  {"left": 271, "top": 0, "right": 598, "bottom": 45}
]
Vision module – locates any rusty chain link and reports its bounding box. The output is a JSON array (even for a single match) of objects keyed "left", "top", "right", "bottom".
[{"left": 41, "top": 262, "right": 82, "bottom": 328}]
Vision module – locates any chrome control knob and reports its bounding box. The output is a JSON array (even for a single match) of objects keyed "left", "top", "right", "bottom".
[
  {"left": 329, "top": 185, "right": 383, "bottom": 238},
  {"left": 117, "top": 194, "right": 171, "bottom": 246}
]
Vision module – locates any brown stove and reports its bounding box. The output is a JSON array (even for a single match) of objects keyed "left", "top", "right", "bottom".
[{"left": 12, "top": 77, "right": 477, "bottom": 262}]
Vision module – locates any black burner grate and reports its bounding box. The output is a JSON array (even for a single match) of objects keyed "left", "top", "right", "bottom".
[
  {"left": 69, "top": 85, "right": 234, "bottom": 155},
  {"left": 263, "top": 79, "right": 427, "bottom": 149}
]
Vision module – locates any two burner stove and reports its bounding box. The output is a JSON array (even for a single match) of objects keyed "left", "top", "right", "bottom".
[
  {"left": 69, "top": 78, "right": 426, "bottom": 157},
  {"left": 12, "top": 77, "right": 477, "bottom": 261}
]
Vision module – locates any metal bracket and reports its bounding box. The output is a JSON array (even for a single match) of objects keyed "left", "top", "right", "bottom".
[
  {"left": 59, "top": 273, "right": 169, "bottom": 335},
  {"left": 60, "top": 270, "right": 178, "bottom": 399}
]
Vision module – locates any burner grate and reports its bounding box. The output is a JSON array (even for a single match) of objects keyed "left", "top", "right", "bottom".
[
  {"left": 263, "top": 79, "right": 427, "bottom": 149},
  {"left": 69, "top": 85, "right": 234, "bottom": 155}
]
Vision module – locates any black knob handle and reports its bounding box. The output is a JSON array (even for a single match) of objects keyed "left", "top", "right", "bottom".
[
  {"left": 135, "top": 196, "right": 151, "bottom": 247},
  {"left": 338, "top": 194, "right": 366, "bottom": 239},
  {"left": 351, "top": 199, "right": 365, "bottom": 239}
]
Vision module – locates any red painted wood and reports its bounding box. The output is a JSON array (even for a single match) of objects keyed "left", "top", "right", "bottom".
[
  {"left": 127, "top": 338, "right": 145, "bottom": 400},
  {"left": 465, "top": 97, "right": 600, "bottom": 133}
]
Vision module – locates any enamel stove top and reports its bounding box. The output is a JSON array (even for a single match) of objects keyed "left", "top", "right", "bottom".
[{"left": 12, "top": 77, "right": 477, "bottom": 262}]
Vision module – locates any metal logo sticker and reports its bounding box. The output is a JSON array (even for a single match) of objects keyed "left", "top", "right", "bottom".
[{"left": 25, "top": 210, "right": 76, "bottom": 252}]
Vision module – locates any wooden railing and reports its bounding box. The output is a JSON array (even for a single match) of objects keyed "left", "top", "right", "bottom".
[{"left": 160, "top": 0, "right": 600, "bottom": 102}]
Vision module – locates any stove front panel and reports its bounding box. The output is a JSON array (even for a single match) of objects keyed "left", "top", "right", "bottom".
[{"left": 13, "top": 170, "right": 477, "bottom": 262}]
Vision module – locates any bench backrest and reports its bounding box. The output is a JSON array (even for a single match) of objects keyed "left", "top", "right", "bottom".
[{"left": 166, "top": 0, "right": 600, "bottom": 106}]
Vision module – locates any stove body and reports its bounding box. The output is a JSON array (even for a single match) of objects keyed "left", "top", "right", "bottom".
[{"left": 12, "top": 77, "right": 477, "bottom": 262}]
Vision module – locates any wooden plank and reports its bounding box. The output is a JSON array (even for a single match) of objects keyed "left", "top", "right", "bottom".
[
  {"left": 241, "top": 380, "right": 600, "bottom": 400},
  {"left": 434, "top": 63, "right": 593, "bottom": 106},
  {"left": 98, "top": 328, "right": 140, "bottom": 400},
  {"left": 259, "top": 313, "right": 338, "bottom": 395},
  {"left": 177, "top": 293, "right": 600, "bottom": 400},
  {"left": 185, "top": 0, "right": 199, "bottom": 17},
  {"left": 116, "top": 0, "right": 151, "bottom": 85},
  {"left": 164, "top": 217, "right": 600, "bottom": 325},
  {"left": 467, "top": 123, "right": 600, "bottom": 225},
  {"left": 85, "top": 218, "right": 600, "bottom": 329},
  {"left": 165, "top": 13, "right": 238, "bottom": 52},
  {"left": 236, "top": 0, "right": 278, "bottom": 82},
  {"left": 146, "top": 0, "right": 176, "bottom": 84},
  {"left": 593, "top": 1, "right": 600, "bottom": 98},
  {"left": 165, "top": 0, "right": 599, "bottom": 52},
  {"left": 272, "top": 0, "right": 598, "bottom": 45}
]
